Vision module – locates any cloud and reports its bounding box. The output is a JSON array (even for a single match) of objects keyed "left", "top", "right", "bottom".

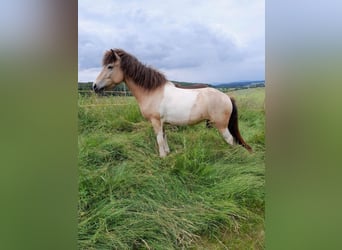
[
  {"left": 78, "top": 0, "right": 264, "bottom": 83},
  {"left": 78, "top": 67, "right": 102, "bottom": 82}
]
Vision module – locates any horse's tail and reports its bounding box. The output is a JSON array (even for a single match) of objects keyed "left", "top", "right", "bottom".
[{"left": 228, "top": 97, "right": 253, "bottom": 153}]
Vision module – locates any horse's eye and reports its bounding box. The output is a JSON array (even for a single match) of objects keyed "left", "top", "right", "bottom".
[{"left": 108, "top": 65, "right": 113, "bottom": 69}]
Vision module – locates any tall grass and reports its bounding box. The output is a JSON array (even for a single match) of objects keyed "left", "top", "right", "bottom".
[{"left": 78, "top": 88, "right": 265, "bottom": 249}]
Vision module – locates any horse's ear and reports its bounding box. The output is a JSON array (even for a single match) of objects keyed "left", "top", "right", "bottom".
[{"left": 111, "top": 49, "right": 120, "bottom": 62}]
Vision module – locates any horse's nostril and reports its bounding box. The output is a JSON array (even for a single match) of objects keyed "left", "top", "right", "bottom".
[{"left": 93, "top": 84, "right": 97, "bottom": 90}]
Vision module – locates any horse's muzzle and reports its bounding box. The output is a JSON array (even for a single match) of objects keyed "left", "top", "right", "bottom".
[{"left": 93, "top": 84, "right": 103, "bottom": 93}]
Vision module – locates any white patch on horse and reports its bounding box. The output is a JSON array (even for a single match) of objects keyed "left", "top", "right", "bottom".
[{"left": 159, "top": 82, "right": 199, "bottom": 125}]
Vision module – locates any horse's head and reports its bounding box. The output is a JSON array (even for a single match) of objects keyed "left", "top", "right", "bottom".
[{"left": 93, "top": 49, "right": 124, "bottom": 93}]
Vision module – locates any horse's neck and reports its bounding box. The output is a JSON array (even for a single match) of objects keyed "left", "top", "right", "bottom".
[{"left": 124, "top": 78, "right": 151, "bottom": 103}]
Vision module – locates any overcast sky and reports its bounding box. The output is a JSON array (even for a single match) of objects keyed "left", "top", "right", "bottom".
[{"left": 78, "top": 0, "right": 264, "bottom": 83}]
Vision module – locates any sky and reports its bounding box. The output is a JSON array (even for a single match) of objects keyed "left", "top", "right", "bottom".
[{"left": 78, "top": 0, "right": 265, "bottom": 83}]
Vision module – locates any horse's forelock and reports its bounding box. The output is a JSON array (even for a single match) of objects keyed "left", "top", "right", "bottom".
[{"left": 102, "top": 49, "right": 117, "bottom": 66}]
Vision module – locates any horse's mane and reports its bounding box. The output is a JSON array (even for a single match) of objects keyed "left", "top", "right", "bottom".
[{"left": 102, "top": 49, "right": 167, "bottom": 90}]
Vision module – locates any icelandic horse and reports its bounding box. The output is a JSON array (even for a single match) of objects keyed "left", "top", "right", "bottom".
[{"left": 93, "top": 49, "right": 252, "bottom": 157}]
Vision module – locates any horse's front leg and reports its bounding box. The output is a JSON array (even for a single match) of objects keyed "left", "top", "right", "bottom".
[
  {"left": 150, "top": 118, "right": 167, "bottom": 157},
  {"left": 163, "top": 127, "right": 170, "bottom": 154}
]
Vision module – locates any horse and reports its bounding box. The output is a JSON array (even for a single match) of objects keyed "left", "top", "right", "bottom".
[{"left": 93, "top": 49, "right": 252, "bottom": 157}]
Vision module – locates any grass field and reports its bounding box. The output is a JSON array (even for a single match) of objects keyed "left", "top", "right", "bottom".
[{"left": 78, "top": 87, "right": 265, "bottom": 249}]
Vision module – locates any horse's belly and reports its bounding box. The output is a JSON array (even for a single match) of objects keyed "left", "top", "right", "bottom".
[{"left": 164, "top": 112, "right": 198, "bottom": 125}]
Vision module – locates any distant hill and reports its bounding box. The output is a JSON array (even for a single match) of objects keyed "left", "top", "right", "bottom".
[
  {"left": 171, "top": 80, "right": 265, "bottom": 89},
  {"left": 213, "top": 80, "right": 265, "bottom": 89}
]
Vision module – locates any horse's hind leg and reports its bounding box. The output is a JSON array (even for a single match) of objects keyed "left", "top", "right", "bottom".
[
  {"left": 214, "top": 121, "right": 234, "bottom": 146},
  {"left": 205, "top": 120, "right": 213, "bottom": 128},
  {"left": 151, "top": 118, "right": 168, "bottom": 157},
  {"left": 219, "top": 127, "right": 234, "bottom": 145}
]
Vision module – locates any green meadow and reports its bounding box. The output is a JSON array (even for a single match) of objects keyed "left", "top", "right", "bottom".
[{"left": 78, "top": 87, "right": 265, "bottom": 249}]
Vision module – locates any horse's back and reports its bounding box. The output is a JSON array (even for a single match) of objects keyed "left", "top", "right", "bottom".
[{"left": 201, "top": 87, "right": 231, "bottom": 107}]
